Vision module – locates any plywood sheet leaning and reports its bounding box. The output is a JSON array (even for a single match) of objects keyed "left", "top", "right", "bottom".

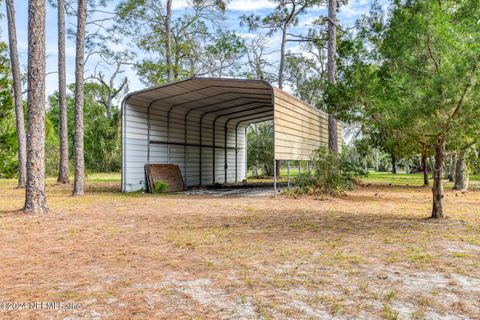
[{"left": 145, "top": 164, "right": 185, "bottom": 193}]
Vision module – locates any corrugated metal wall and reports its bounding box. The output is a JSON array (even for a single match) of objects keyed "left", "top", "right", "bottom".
[
  {"left": 122, "top": 102, "right": 249, "bottom": 192},
  {"left": 122, "top": 103, "right": 148, "bottom": 191},
  {"left": 273, "top": 88, "right": 342, "bottom": 160}
]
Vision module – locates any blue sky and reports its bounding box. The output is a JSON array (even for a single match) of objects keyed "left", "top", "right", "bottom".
[{"left": 0, "top": 0, "right": 378, "bottom": 98}]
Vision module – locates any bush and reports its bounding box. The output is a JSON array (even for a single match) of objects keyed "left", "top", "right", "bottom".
[
  {"left": 153, "top": 181, "right": 168, "bottom": 193},
  {"left": 289, "top": 146, "right": 367, "bottom": 196}
]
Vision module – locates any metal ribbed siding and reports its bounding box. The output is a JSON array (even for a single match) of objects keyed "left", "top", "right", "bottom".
[
  {"left": 273, "top": 88, "right": 342, "bottom": 160},
  {"left": 121, "top": 77, "right": 340, "bottom": 192}
]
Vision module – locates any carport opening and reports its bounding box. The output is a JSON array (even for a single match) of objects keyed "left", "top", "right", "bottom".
[{"left": 184, "top": 118, "right": 279, "bottom": 196}]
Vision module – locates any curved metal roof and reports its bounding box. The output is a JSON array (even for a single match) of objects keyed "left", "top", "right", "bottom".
[{"left": 123, "top": 77, "right": 275, "bottom": 125}]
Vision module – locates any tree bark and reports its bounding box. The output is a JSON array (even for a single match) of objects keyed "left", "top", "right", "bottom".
[
  {"left": 421, "top": 154, "right": 429, "bottom": 186},
  {"left": 431, "top": 137, "right": 445, "bottom": 219},
  {"left": 327, "top": 0, "right": 338, "bottom": 153},
  {"left": 275, "top": 160, "right": 281, "bottom": 177},
  {"left": 277, "top": 18, "right": 293, "bottom": 177},
  {"left": 73, "top": 0, "right": 87, "bottom": 196},
  {"left": 165, "top": 0, "right": 173, "bottom": 82},
  {"left": 57, "top": 0, "right": 69, "bottom": 184},
  {"left": 391, "top": 153, "right": 397, "bottom": 174},
  {"left": 24, "top": 0, "right": 48, "bottom": 214},
  {"left": 5, "top": 0, "right": 27, "bottom": 189},
  {"left": 453, "top": 150, "right": 467, "bottom": 191},
  {"left": 278, "top": 27, "right": 287, "bottom": 89}
]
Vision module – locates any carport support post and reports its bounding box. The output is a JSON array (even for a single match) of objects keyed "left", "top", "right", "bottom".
[
  {"left": 273, "top": 158, "right": 277, "bottom": 196},
  {"left": 287, "top": 160, "right": 291, "bottom": 189},
  {"left": 235, "top": 128, "right": 238, "bottom": 182},
  {"left": 147, "top": 105, "right": 151, "bottom": 163},
  {"left": 224, "top": 125, "right": 228, "bottom": 183},
  {"left": 245, "top": 127, "right": 247, "bottom": 181},
  {"left": 213, "top": 123, "right": 216, "bottom": 184}
]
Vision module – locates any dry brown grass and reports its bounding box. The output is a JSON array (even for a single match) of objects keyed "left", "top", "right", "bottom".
[{"left": 0, "top": 175, "right": 479, "bottom": 319}]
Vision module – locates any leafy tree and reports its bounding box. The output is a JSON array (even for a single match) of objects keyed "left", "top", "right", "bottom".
[
  {"left": 202, "top": 29, "right": 247, "bottom": 78},
  {"left": 241, "top": 0, "right": 323, "bottom": 89},
  {"left": 0, "top": 42, "right": 18, "bottom": 179},
  {"left": 115, "top": 0, "right": 226, "bottom": 85},
  {"left": 327, "top": 0, "right": 480, "bottom": 218},
  {"left": 247, "top": 122, "right": 274, "bottom": 176},
  {"left": 243, "top": 35, "right": 277, "bottom": 82},
  {"left": 5, "top": 0, "right": 27, "bottom": 188},
  {"left": 285, "top": 40, "right": 327, "bottom": 105},
  {"left": 88, "top": 64, "right": 129, "bottom": 119},
  {"left": 48, "top": 82, "right": 121, "bottom": 174}
]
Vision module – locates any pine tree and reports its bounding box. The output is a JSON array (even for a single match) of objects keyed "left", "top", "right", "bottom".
[
  {"left": 57, "top": 0, "right": 69, "bottom": 184},
  {"left": 73, "top": 0, "right": 87, "bottom": 196},
  {"left": 5, "top": 0, "right": 27, "bottom": 188},
  {"left": 24, "top": 0, "right": 48, "bottom": 214}
]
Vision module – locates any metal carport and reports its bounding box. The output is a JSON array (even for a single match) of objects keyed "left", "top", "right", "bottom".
[{"left": 121, "top": 77, "right": 339, "bottom": 193}]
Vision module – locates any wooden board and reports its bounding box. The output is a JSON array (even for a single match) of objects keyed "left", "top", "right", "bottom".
[{"left": 145, "top": 164, "right": 185, "bottom": 193}]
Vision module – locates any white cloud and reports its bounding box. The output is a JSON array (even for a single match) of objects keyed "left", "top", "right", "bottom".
[
  {"left": 228, "top": 0, "right": 276, "bottom": 11},
  {"left": 238, "top": 32, "right": 258, "bottom": 39},
  {"left": 173, "top": 0, "right": 277, "bottom": 11},
  {"left": 172, "top": 0, "right": 189, "bottom": 10},
  {"left": 340, "top": 0, "right": 371, "bottom": 19}
]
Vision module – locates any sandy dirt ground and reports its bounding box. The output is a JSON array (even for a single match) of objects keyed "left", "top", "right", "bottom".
[{"left": 0, "top": 177, "right": 479, "bottom": 319}]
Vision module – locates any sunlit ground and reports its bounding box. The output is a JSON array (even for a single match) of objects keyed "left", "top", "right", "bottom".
[{"left": 0, "top": 172, "right": 479, "bottom": 319}]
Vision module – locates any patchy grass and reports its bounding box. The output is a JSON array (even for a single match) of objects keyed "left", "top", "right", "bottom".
[
  {"left": 0, "top": 173, "right": 479, "bottom": 319},
  {"left": 364, "top": 171, "right": 480, "bottom": 189}
]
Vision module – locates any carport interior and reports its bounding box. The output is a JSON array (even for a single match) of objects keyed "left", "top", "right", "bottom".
[{"left": 122, "top": 78, "right": 274, "bottom": 191}]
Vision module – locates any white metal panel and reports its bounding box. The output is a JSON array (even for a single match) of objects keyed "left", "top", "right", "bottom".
[
  {"left": 122, "top": 104, "right": 148, "bottom": 192},
  {"left": 273, "top": 88, "right": 341, "bottom": 160}
]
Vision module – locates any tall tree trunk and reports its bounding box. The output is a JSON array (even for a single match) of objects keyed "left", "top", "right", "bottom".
[
  {"left": 278, "top": 26, "right": 287, "bottom": 89},
  {"left": 448, "top": 153, "right": 456, "bottom": 182},
  {"left": 275, "top": 160, "right": 281, "bottom": 177},
  {"left": 327, "top": 0, "right": 338, "bottom": 153},
  {"left": 165, "top": 0, "right": 173, "bottom": 82},
  {"left": 391, "top": 153, "right": 397, "bottom": 174},
  {"left": 431, "top": 138, "right": 445, "bottom": 219},
  {"left": 57, "top": 0, "right": 69, "bottom": 184},
  {"left": 73, "top": 0, "right": 87, "bottom": 196},
  {"left": 5, "top": 0, "right": 27, "bottom": 189},
  {"left": 24, "top": 0, "right": 48, "bottom": 214},
  {"left": 278, "top": 3, "right": 296, "bottom": 88},
  {"left": 453, "top": 150, "right": 467, "bottom": 191},
  {"left": 421, "top": 154, "right": 429, "bottom": 186},
  {"left": 173, "top": 37, "right": 180, "bottom": 79}
]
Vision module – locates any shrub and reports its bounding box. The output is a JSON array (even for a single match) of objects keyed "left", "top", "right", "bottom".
[
  {"left": 289, "top": 146, "right": 367, "bottom": 196},
  {"left": 153, "top": 181, "right": 168, "bottom": 193}
]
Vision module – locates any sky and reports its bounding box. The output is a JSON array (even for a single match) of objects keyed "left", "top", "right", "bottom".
[{"left": 0, "top": 0, "right": 378, "bottom": 99}]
